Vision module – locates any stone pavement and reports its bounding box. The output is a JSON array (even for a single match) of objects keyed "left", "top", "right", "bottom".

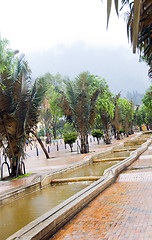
[
  {"left": 0, "top": 133, "right": 138, "bottom": 194},
  {"left": 50, "top": 144, "right": 152, "bottom": 240}
]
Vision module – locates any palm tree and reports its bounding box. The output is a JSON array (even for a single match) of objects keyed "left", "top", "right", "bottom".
[
  {"left": 107, "top": 0, "right": 152, "bottom": 78},
  {"left": 118, "top": 98, "right": 134, "bottom": 136},
  {"left": 112, "top": 93, "right": 122, "bottom": 140},
  {"left": 97, "top": 87, "right": 114, "bottom": 144},
  {"left": 0, "top": 40, "right": 49, "bottom": 177},
  {"left": 61, "top": 72, "right": 100, "bottom": 153}
]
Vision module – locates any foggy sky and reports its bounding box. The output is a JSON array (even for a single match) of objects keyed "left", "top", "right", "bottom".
[{"left": 26, "top": 41, "right": 151, "bottom": 96}]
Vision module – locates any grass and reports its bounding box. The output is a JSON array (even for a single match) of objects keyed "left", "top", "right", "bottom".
[
  {"left": 13, "top": 173, "right": 34, "bottom": 180},
  {"left": 0, "top": 173, "right": 34, "bottom": 181}
]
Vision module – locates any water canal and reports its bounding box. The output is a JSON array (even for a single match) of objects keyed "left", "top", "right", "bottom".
[
  {"left": 0, "top": 161, "right": 118, "bottom": 239},
  {"left": 1, "top": 135, "right": 150, "bottom": 240}
]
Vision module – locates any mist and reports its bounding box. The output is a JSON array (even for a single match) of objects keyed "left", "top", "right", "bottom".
[{"left": 26, "top": 41, "right": 151, "bottom": 96}]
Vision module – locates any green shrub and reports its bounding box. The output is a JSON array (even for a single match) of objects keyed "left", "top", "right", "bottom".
[
  {"left": 63, "top": 132, "right": 78, "bottom": 152},
  {"left": 92, "top": 129, "right": 103, "bottom": 144},
  {"left": 119, "top": 129, "right": 124, "bottom": 134}
]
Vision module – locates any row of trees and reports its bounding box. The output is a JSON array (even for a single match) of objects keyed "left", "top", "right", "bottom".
[
  {"left": 0, "top": 38, "right": 151, "bottom": 177},
  {"left": 136, "top": 86, "right": 152, "bottom": 129},
  {"left": 39, "top": 71, "right": 152, "bottom": 154}
]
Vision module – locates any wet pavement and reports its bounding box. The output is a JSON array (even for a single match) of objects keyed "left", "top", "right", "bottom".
[
  {"left": 50, "top": 143, "right": 152, "bottom": 240},
  {"left": 0, "top": 134, "right": 137, "bottom": 194},
  {"left": 1, "top": 132, "right": 152, "bottom": 240}
]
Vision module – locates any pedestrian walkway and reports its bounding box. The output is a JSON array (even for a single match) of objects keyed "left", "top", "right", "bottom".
[
  {"left": 0, "top": 133, "right": 138, "bottom": 194},
  {"left": 50, "top": 144, "right": 152, "bottom": 240}
]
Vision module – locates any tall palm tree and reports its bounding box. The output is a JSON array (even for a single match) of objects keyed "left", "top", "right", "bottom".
[
  {"left": 112, "top": 93, "right": 122, "bottom": 140},
  {"left": 61, "top": 72, "right": 100, "bottom": 153},
  {"left": 118, "top": 98, "right": 134, "bottom": 136},
  {"left": 97, "top": 89, "right": 114, "bottom": 144},
  {"left": 0, "top": 41, "right": 49, "bottom": 177},
  {"left": 107, "top": 0, "right": 152, "bottom": 78}
]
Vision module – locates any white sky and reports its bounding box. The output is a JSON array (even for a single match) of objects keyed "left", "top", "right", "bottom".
[
  {"left": 0, "top": 0, "right": 129, "bottom": 53},
  {"left": 0, "top": 0, "right": 150, "bottom": 95}
]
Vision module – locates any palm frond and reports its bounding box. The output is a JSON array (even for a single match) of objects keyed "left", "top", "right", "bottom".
[
  {"left": 26, "top": 79, "right": 47, "bottom": 131},
  {"left": 107, "top": 0, "right": 112, "bottom": 28},
  {"left": 60, "top": 91, "right": 72, "bottom": 117},
  {"left": 132, "top": 0, "right": 141, "bottom": 53},
  {"left": 126, "top": 0, "right": 152, "bottom": 75},
  {"left": 64, "top": 78, "right": 77, "bottom": 107},
  {"left": 89, "top": 90, "right": 99, "bottom": 127},
  {"left": 0, "top": 88, "right": 12, "bottom": 113}
]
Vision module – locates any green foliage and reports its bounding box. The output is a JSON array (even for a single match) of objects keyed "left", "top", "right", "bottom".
[
  {"left": 61, "top": 72, "right": 102, "bottom": 153},
  {"left": 92, "top": 129, "right": 103, "bottom": 139},
  {"left": 37, "top": 128, "right": 45, "bottom": 137},
  {"left": 139, "top": 86, "right": 152, "bottom": 128},
  {"left": 39, "top": 73, "right": 64, "bottom": 139},
  {"left": 119, "top": 128, "right": 124, "bottom": 134},
  {"left": 63, "top": 132, "right": 78, "bottom": 152},
  {"left": 63, "top": 132, "right": 78, "bottom": 145},
  {"left": 142, "top": 86, "right": 152, "bottom": 114},
  {"left": 11, "top": 173, "right": 34, "bottom": 180},
  {"left": 92, "top": 129, "right": 103, "bottom": 144},
  {"left": 0, "top": 39, "right": 16, "bottom": 75},
  {"left": 136, "top": 106, "right": 146, "bottom": 127},
  {"left": 95, "top": 84, "right": 114, "bottom": 144},
  {"left": 118, "top": 98, "right": 134, "bottom": 122},
  {"left": 96, "top": 84, "right": 114, "bottom": 128},
  {"left": 118, "top": 98, "right": 134, "bottom": 135},
  {"left": 63, "top": 122, "right": 75, "bottom": 134},
  {"left": 111, "top": 93, "right": 122, "bottom": 140}
]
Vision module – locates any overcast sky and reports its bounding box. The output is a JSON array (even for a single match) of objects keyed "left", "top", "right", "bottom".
[{"left": 0, "top": 0, "right": 151, "bottom": 95}]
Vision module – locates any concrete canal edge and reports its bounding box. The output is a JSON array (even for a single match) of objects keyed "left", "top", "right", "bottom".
[
  {"left": 7, "top": 138, "right": 152, "bottom": 240},
  {"left": 0, "top": 147, "right": 113, "bottom": 207}
]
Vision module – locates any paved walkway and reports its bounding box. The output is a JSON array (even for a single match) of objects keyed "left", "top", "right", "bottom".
[
  {"left": 50, "top": 143, "right": 152, "bottom": 240},
  {"left": 0, "top": 134, "right": 138, "bottom": 194}
]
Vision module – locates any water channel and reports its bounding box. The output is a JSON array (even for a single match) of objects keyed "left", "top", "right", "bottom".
[
  {"left": 0, "top": 161, "right": 118, "bottom": 239},
  {"left": 1, "top": 135, "right": 149, "bottom": 240}
]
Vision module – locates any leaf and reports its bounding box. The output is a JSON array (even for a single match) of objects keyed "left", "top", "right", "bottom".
[
  {"left": 127, "top": 8, "right": 133, "bottom": 39},
  {"left": 107, "top": 0, "right": 112, "bottom": 28},
  {"left": 132, "top": 0, "right": 141, "bottom": 53},
  {"left": 114, "top": 0, "right": 119, "bottom": 16}
]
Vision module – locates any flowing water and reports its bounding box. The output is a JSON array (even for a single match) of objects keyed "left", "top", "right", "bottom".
[
  {"left": 59, "top": 161, "right": 119, "bottom": 179},
  {"left": 0, "top": 182, "right": 90, "bottom": 240},
  {"left": 0, "top": 160, "right": 123, "bottom": 239},
  {"left": 100, "top": 151, "right": 130, "bottom": 159}
]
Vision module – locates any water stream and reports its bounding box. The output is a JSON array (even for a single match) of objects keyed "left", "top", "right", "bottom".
[
  {"left": 0, "top": 142, "right": 137, "bottom": 240},
  {"left": 0, "top": 160, "right": 119, "bottom": 239}
]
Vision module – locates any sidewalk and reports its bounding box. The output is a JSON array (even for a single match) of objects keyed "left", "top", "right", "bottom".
[
  {"left": 0, "top": 134, "right": 139, "bottom": 194},
  {"left": 50, "top": 143, "right": 152, "bottom": 240}
]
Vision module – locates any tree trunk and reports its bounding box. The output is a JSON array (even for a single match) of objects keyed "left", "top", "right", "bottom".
[
  {"left": 105, "top": 123, "right": 111, "bottom": 144},
  {"left": 10, "top": 155, "right": 24, "bottom": 177},
  {"left": 31, "top": 131, "right": 50, "bottom": 159},
  {"left": 53, "top": 125, "right": 57, "bottom": 139},
  {"left": 46, "top": 132, "right": 51, "bottom": 144},
  {"left": 113, "top": 126, "right": 116, "bottom": 138},
  {"left": 10, "top": 157, "right": 18, "bottom": 177},
  {"left": 125, "top": 121, "right": 129, "bottom": 137},
  {"left": 69, "top": 143, "right": 73, "bottom": 152},
  {"left": 116, "top": 130, "right": 120, "bottom": 140},
  {"left": 2, "top": 138, "right": 25, "bottom": 178},
  {"left": 80, "top": 133, "right": 89, "bottom": 154}
]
